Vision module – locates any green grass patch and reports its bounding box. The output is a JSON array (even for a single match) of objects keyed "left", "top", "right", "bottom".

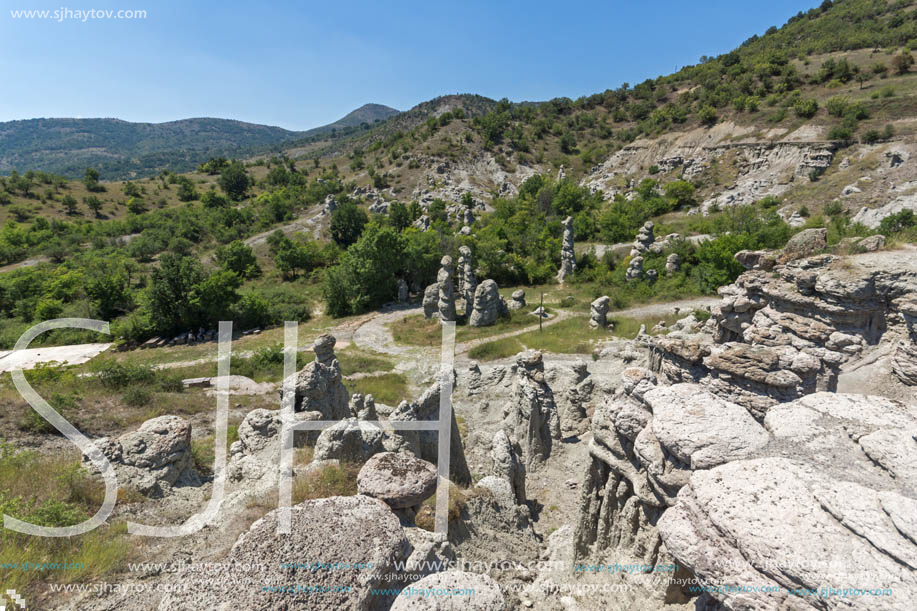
[
  {"left": 190, "top": 423, "right": 241, "bottom": 475},
  {"left": 348, "top": 373, "right": 409, "bottom": 405},
  {"left": 292, "top": 462, "right": 360, "bottom": 503},
  {"left": 515, "top": 317, "right": 606, "bottom": 354},
  {"left": 467, "top": 337, "right": 525, "bottom": 361},
  {"left": 390, "top": 307, "right": 544, "bottom": 347},
  {"left": 0, "top": 441, "right": 134, "bottom": 594}
]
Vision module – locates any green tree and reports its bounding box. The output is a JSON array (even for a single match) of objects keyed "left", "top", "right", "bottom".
[
  {"left": 793, "top": 98, "right": 819, "bottom": 118},
  {"left": 698, "top": 105, "right": 718, "bottom": 126},
  {"left": 664, "top": 180, "right": 696, "bottom": 208},
  {"left": 330, "top": 200, "right": 368, "bottom": 247},
  {"left": 84, "top": 195, "right": 103, "bottom": 217},
  {"left": 388, "top": 201, "right": 411, "bottom": 231},
  {"left": 323, "top": 223, "right": 404, "bottom": 316},
  {"left": 122, "top": 182, "right": 142, "bottom": 198},
  {"left": 216, "top": 240, "right": 261, "bottom": 278},
  {"left": 218, "top": 161, "right": 252, "bottom": 201},
  {"left": 83, "top": 168, "right": 104, "bottom": 192},
  {"left": 176, "top": 176, "right": 198, "bottom": 202},
  {"left": 892, "top": 52, "right": 914, "bottom": 75},
  {"left": 145, "top": 253, "right": 205, "bottom": 334},
  {"left": 61, "top": 195, "right": 78, "bottom": 215}
]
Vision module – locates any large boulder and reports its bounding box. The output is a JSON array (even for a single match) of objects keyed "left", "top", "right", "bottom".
[
  {"left": 313, "top": 418, "right": 384, "bottom": 463},
  {"left": 357, "top": 452, "right": 437, "bottom": 509},
  {"left": 469, "top": 279, "right": 501, "bottom": 327},
  {"left": 159, "top": 495, "right": 409, "bottom": 610},
  {"left": 508, "top": 290, "right": 526, "bottom": 311},
  {"left": 84, "top": 415, "right": 199, "bottom": 497},
  {"left": 589, "top": 296, "right": 610, "bottom": 329},
  {"left": 782, "top": 227, "right": 827, "bottom": 259},
  {"left": 422, "top": 283, "right": 440, "bottom": 319}
]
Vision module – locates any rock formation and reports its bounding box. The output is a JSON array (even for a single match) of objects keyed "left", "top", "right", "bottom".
[
  {"left": 437, "top": 256, "right": 457, "bottom": 322},
  {"left": 457, "top": 245, "right": 476, "bottom": 311},
  {"left": 160, "top": 495, "right": 410, "bottom": 610},
  {"left": 357, "top": 452, "right": 437, "bottom": 520},
  {"left": 589, "top": 296, "right": 610, "bottom": 329},
  {"left": 782, "top": 227, "right": 827, "bottom": 260},
  {"left": 84, "top": 415, "right": 199, "bottom": 497},
  {"left": 649, "top": 250, "right": 917, "bottom": 414},
  {"left": 665, "top": 253, "right": 680, "bottom": 274},
  {"left": 574, "top": 375, "right": 917, "bottom": 610},
  {"left": 556, "top": 216, "right": 575, "bottom": 283},
  {"left": 422, "top": 283, "right": 439, "bottom": 319},
  {"left": 629, "top": 221, "right": 655, "bottom": 258},
  {"left": 508, "top": 290, "right": 526, "bottom": 310},
  {"left": 469, "top": 279, "right": 501, "bottom": 327},
  {"left": 625, "top": 255, "right": 644, "bottom": 281},
  {"left": 312, "top": 418, "right": 383, "bottom": 463},
  {"left": 397, "top": 278, "right": 409, "bottom": 303},
  {"left": 292, "top": 334, "right": 350, "bottom": 421},
  {"left": 489, "top": 430, "right": 526, "bottom": 505},
  {"left": 502, "top": 351, "right": 562, "bottom": 468}
]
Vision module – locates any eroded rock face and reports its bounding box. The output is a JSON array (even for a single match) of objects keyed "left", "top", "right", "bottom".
[
  {"left": 313, "top": 418, "right": 384, "bottom": 463},
  {"left": 650, "top": 251, "right": 917, "bottom": 413},
  {"left": 490, "top": 430, "right": 526, "bottom": 505},
  {"left": 469, "top": 279, "right": 501, "bottom": 327},
  {"left": 575, "top": 378, "right": 917, "bottom": 611},
  {"left": 293, "top": 334, "right": 350, "bottom": 421},
  {"left": 85, "top": 415, "right": 199, "bottom": 497},
  {"left": 390, "top": 571, "right": 506, "bottom": 610},
  {"left": 159, "top": 495, "right": 410, "bottom": 611},
  {"left": 557, "top": 216, "right": 575, "bottom": 283},
  {"left": 357, "top": 452, "right": 437, "bottom": 510},
  {"left": 502, "top": 351, "right": 561, "bottom": 469}
]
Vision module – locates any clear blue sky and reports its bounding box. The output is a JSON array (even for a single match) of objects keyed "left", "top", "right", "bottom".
[{"left": 0, "top": 0, "right": 818, "bottom": 131}]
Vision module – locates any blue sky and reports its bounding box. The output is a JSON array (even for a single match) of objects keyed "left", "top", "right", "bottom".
[{"left": 0, "top": 0, "right": 818, "bottom": 130}]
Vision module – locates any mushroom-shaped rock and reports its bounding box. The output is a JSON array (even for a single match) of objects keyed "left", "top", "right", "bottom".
[
  {"left": 357, "top": 452, "right": 437, "bottom": 509},
  {"left": 390, "top": 571, "right": 506, "bottom": 610}
]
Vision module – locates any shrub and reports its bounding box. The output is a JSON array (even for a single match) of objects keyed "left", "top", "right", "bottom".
[
  {"left": 793, "top": 98, "right": 819, "bottom": 118},
  {"left": 122, "top": 386, "right": 152, "bottom": 407},
  {"left": 825, "top": 96, "right": 849, "bottom": 117},
  {"left": 827, "top": 126, "right": 853, "bottom": 141}
]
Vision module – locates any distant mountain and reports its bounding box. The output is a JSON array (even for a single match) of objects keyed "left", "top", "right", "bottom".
[{"left": 0, "top": 103, "right": 401, "bottom": 179}]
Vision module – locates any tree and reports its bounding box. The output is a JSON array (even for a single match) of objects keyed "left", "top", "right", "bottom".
[
  {"left": 146, "top": 253, "right": 206, "bottom": 334},
  {"left": 892, "top": 52, "right": 914, "bottom": 75},
  {"left": 201, "top": 189, "right": 229, "bottom": 208},
  {"left": 61, "top": 194, "right": 78, "bottom": 215},
  {"left": 664, "top": 180, "right": 696, "bottom": 208},
  {"left": 274, "top": 238, "right": 318, "bottom": 279},
  {"left": 84, "top": 195, "right": 103, "bottom": 217},
  {"left": 122, "top": 182, "right": 142, "bottom": 198},
  {"left": 323, "top": 223, "right": 403, "bottom": 317},
  {"left": 330, "top": 200, "right": 368, "bottom": 247},
  {"left": 698, "top": 105, "right": 718, "bottom": 126},
  {"left": 216, "top": 240, "right": 261, "bottom": 279},
  {"left": 83, "top": 168, "right": 104, "bottom": 192},
  {"left": 388, "top": 201, "right": 410, "bottom": 231},
  {"left": 176, "top": 176, "right": 198, "bottom": 202},
  {"left": 218, "top": 161, "right": 252, "bottom": 201},
  {"left": 855, "top": 73, "right": 869, "bottom": 89}
]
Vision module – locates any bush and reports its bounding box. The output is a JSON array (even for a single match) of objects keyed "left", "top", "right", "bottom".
[
  {"left": 827, "top": 126, "right": 853, "bottom": 141},
  {"left": 879, "top": 209, "right": 915, "bottom": 235},
  {"left": 122, "top": 386, "right": 152, "bottom": 407},
  {"left": 793, "top": 98, "right": 819, "bottom": 118},
  {"left": 825, "top": 96, "right": 849, "bottom": 117}
]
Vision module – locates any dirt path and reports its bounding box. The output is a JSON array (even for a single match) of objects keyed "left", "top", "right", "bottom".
[{"left": 0, "top": 343, "right": 112, "bottom": 373}]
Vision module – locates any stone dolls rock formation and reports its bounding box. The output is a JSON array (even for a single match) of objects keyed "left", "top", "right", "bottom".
[
  {"left": 502, "top": 351, "right": 562, "bottom": 469},
  {"left": 557, "top": 216, "right": 575, "bottom": 283},
  {"left": 437, "top": 255, "right": 457, "bottom": 322}
]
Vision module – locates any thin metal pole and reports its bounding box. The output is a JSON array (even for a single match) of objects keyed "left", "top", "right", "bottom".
[{"left": 539, "top": 292, "right": 543, "bottom": 332}]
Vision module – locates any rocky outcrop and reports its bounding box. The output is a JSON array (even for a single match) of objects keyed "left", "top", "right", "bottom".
[
  {"left": 589, "top": 296, "right": 610, "bottom": 329},
  {"left": 502, "top": 351, "right": 561, "bottom": 469},
  {"left": 313, "top": 418, "right": 384, "bottom": 463},
  {"left": 574, "top": 376, "right": 917, "bottom": 610},
  {"left": 292, "top": 334, "right": 350, "bottom": 421},
  {"left": 649, "top": 251, "right": 917, "bottom": 414},
  {"left": 85, "top": 415, "right": 199, "bottom": 497},
  {"left": 437, "top": 256, "right": 457, "bottom": 322},
  {"left": 384, "top": 378, "right": 472, "bottom": 487},
  {"left": 546, "top": 359, "right": 598, "bottom": 437},
  {"left": 556, "top": 216, "right": 575, "bottom": 283},
  {"left": 160, "top": 495, "right": 410, "bottom": 611},
  {"left": 397, "top": 278, "right": 409, "bottom": 303},
  {"left": 893, "top": 297, "right": 917, "bottom": 385},
  {"left": 469, "top": 279, "right": 501, "bottom": 327}
]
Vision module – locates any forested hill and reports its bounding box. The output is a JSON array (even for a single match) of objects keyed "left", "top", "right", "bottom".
[{"left": 0, "top": 102, "right": 400, "bottom": 180}]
